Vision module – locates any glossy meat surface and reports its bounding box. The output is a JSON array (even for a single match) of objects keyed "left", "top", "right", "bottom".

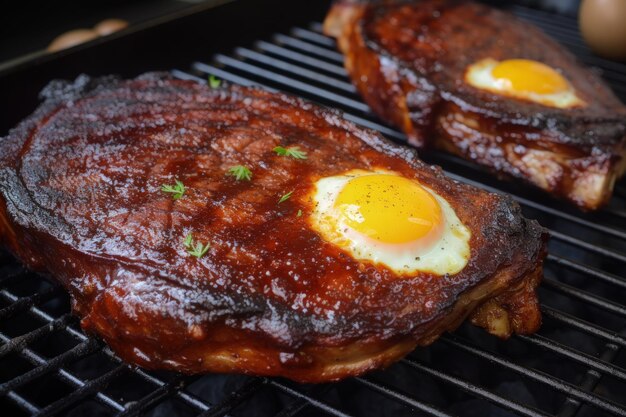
[
  {"left": 0, "top": 74, "right": 546, "bottom": 382},
  {"left": 324, "top": 0, "right": 626, "bottom": 210}
]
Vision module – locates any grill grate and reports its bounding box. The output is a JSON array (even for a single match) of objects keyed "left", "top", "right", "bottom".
[{"left": 2, "top": 4, "right": 626, "bottom": 417}]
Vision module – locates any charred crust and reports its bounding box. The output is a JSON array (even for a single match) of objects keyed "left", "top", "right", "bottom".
[{"left": 0, "top": 72, "right": 547, "bottom": 380}]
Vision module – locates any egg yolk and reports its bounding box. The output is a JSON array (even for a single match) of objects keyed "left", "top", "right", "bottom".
[
  {"left": 333, "top": 174, "right": 442, "bottom": 244},
  {"left": 491, "top": 59, "right": 569, "bottom": 95}
]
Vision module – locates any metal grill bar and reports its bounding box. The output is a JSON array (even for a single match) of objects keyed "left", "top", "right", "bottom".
[
  {"left": 289, "top": 27, "right": 337, "bottom": 48},
  {"left": 441, "top": 336, "right": 625, "bottom": 416},
  {"left": 557, "top": 342, "right": 621, "bottom": 417},
  {"left": 0, "top": 286, "right": 61, "bottom": 320},
  {"left": 117, "top": 376, "right": 187, "bottom": 417},
  {"left": 7, "top": 391, "right": 39, "bottom": 414},
  {"left": 0, "top": 314, "right": 73, "bottom": 358},
  {"left": 125, "top": 367, "right": 215, "bottom": 414},
  {"left": 518, "top": 334, "right": 626, "bottom": 382},
  {"left": 213, "top": 54, "right": 368, "bottom": 112},
  {"left": 542, "top": 278, "right": 626, "bottom": 318},
  {"left": 541, "top": 306, "right": 626, "bottom": 348},
  {"left": 0, "top": 329, "right": 125, "bottom": 413},
  {"left": 354, "top": 376, "right": 454, "bottom": 417},
  {"left": 36, "top": 364, "right": 127, "bottom": 417},
  {"left": 549, "top": 231, "right": 626, "bottom": 263},
  {"left": 268, "top": 381, "right": 354, "bottom": 417},
  {"left": 0, "top": 338, "right": 100, "bottom": 395},
  {"left": 234, "top": 47, "right": 356, "bottom": 93},
  {"left": 272, "top": 34, "right": 344, "bottom": 62},
  {"left": 398, "top": 358, "right": 552, "bottom": 417},
  {"left": 254, "top": 41, "right": 347, "bottom": 76},
  {"left": 546, "top": 255, "right": 626, "bottom": 290}
]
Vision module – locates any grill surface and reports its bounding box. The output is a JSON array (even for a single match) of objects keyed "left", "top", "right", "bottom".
[{"left": 2, "top": 4, "right": 626, "bottom": 417}]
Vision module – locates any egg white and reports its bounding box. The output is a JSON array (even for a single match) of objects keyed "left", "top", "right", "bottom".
[
  {"left": 465, "top": 58, "right": 585, "bottom": 109},
  {"left": 309, "top": 170, "right": 471, "bottom": 276}
]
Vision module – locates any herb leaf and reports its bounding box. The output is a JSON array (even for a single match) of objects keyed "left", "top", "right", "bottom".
[
  {"left": 161, "top": 180, "right": 186, "bottom": 200},
  {"left": 227, "top": 165, "right": 252, "bottom": 181},
  {"left": 273, "top": 146, "right": 307, "bottom": 160},
  {"left": 208, "top": 75, "right": 222, "bottom": 89},
  {"left": 297, "top": 209, "right": 303, "bottom": 217},
  {"left": 183, "top": 233, "right": 210, "bottom": 258},
  {"left": 189, "top": 241, "right": 210, "bottom": 258},
  {"left": 278, "top": 190, "right": 294, "bottom": 204}
]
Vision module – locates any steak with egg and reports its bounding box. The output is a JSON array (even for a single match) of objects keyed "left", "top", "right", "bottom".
[
  {"left": 324, "top": 0, "right": 626, "bottom": 210},
  {"left": 0, "top": 73, "right": 546, "bottom": 382}
]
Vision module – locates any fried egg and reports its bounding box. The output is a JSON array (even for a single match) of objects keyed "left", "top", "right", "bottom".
[
  {"left": 465, "top": 58, "right": 585, "bottom": 108},
  {"left": 309, "top": 170, "right": 471, "bottom": 276}
]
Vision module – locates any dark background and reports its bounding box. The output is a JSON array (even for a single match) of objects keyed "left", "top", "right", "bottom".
[{"left": 0, "top": 0, "right": 195, "bottom": 64}]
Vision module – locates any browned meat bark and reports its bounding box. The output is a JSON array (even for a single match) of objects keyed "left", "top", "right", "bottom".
[
  {"left": 0, "top": 73, "right": 547, "bottom": 382},
  {"left": 324, "top": 0, "right": 626, "bottom": 211}
]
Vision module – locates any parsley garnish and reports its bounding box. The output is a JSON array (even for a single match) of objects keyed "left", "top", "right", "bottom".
[
  {"left": 278, "top": 190, "right": 294, "bottom": 204},
  {"left": 227, "top": 165, "right": 252, "bottom": 181},
  {"left": 297, "top": 209, "right": 303, "bottom": 217},
  {"left": 273, "top": 146, "right": 307, "bottom": 160},
  {"left": 161, "top": 180, "right": 186, "bottom": 200},
  {"left": 183, "top": 233, "right": 210, "bottom": 258},
  {"left": 209, "top": 75, "right": 222, "bottom": 88}
]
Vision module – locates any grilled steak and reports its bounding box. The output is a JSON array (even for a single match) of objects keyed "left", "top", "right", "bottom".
[
  {"left": 0, "top": 73, "right": 546, "bottom": 382},
  {"left": 324, "top": 0, "right": 626, "bottom": 211}
]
